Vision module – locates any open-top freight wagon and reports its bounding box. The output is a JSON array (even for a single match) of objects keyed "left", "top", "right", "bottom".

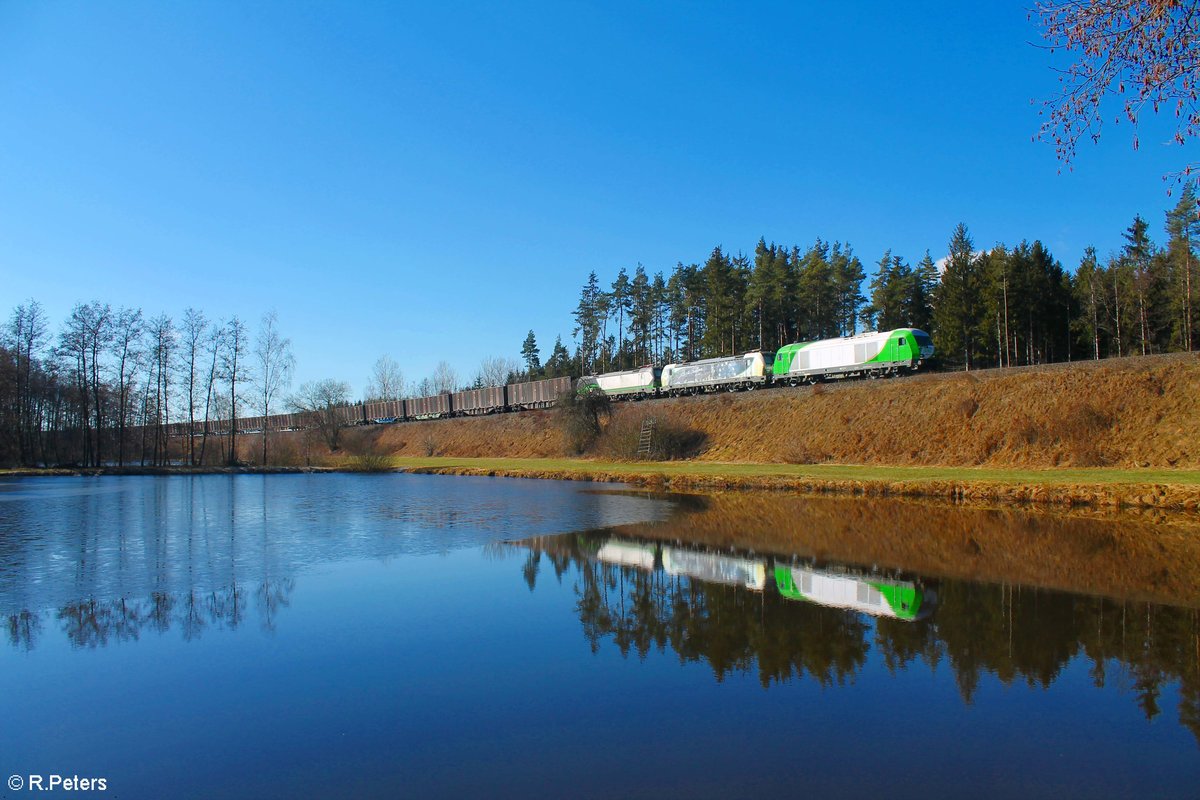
[
  {"left": 507, "top": 376, "right": 572, "bottom": 410},
  {"left": 451, "top": 386, "right": 507, "bottom": 416}
]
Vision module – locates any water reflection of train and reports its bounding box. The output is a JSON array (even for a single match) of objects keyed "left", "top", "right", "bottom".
[{"left": 592, "top": 536, "right": 934, "bottom": 621}]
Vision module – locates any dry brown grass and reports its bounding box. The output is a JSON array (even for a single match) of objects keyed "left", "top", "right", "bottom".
[
  {"left": 595, "top": 412, "right": 706, "bottom": 461},
  {"left": 649, "top": 353, "right": 1200, "bottom": 468}
]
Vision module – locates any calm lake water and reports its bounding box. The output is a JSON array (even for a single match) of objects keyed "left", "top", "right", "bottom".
[{"left": 1, "top": 474, "right": 1198, "bottom": 798}]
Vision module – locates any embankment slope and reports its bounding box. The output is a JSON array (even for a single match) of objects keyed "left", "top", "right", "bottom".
[{"left": 368, "top": 353, "right": 1200, "bottom": 469}]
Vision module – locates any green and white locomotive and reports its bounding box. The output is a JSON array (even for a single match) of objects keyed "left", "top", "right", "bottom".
[
  {"left": 772, "top": 327, "right": 934, "bottom": 385},
  {"left": 577, "top": 365, "right": 661, "bottom": 399}
]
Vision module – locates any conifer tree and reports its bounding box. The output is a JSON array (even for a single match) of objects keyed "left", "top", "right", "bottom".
[
  {"left": 830, "top": 242, "right": 866, "bottom": 336},
  {"left": 1124, "top": 215, "right": 1157, "bottom": 354},
  {"left": 700, "top": 247, "right": 738, "bottom": 357},
  {"left": 521, "top": 330, "right": 541, "bottom": 377},
  {"left": 629, "top": 265, "right": 652, "bottom": 365},
  {"left": 795, "top": 239, "right": 838, "bottom": 339},
  {"left": 665, "top": 265, "right": 689, "bottom": 361},
  {"left": 650, "top": 272, "right": 668, "bottom": 363},
  {"left": 610, "top": 268, "right": 631, "bottom": 368},
  {"left": 912, "top": 251, "right": 938, "bottom": 333},
  {"left": 1073, "top": 247, "right": 1104, "bottom": 360},
  {"left": 747, "top": 239, "right": 788, "bottom": 351},
  {"left": 980, "top": 246, "right": 1012, "bottom": 367},
  {"left": 573, "top": 272, "right": 603, "bottom": 374},
  {"left": 545, "top": 336, "right": 571, "bottom": 378},
  {"left": 1165, "top": 185, "right": 1200, "bottom": 351},
  {"left": 1104, "top": 250, "right": 1136, "bottom": 357},
  {"left": 933, "top": 223, "right": 982, "bottom": 370}
]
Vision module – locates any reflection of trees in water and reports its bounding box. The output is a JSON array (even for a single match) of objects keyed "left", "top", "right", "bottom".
[
  {"left": 524, "top": 535, "right": 1200, "bottom": 744},
  {"left": 6, "top": 610, "right": 41, "bottom": 652},
  {"left": 571, "top": 546, "right": 869, "bottom": 687},
  {"left": 5, "top": 578, "right": 296, "bottom": 650}
]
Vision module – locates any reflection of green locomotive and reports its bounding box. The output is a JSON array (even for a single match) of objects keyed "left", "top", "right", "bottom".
[
  {"left": 774, "top": 563, "right": 931, "bottom": 621},
  {"left": 582, "top": 535, "right": 933, "bottom": 621}
]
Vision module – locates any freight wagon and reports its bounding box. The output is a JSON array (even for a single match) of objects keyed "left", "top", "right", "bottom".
[
  {"left": 407, "top": 393, "right": 451, "bottom": 420},
  {"left": 451, "top": 386, "right": 507, "bottom": 416},
  {"left": 507, "top": 376, "right": 572, "bottom": 410},
  {"left": 363, "top": 400, "right": 404, "bottom": 423}
]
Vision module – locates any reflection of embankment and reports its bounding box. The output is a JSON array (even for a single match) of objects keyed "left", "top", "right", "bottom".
[
  {"left": 515, "top": 530, "right": 1200, "bottom": 744},
  {"left": 4, "top": 579, "right": 295, "bottom": 652},
  {"left": 592, "top": 492, "right": 1200, "bottom": 608}
]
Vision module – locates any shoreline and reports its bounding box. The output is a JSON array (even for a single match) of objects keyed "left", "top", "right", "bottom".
[
  {"left": 394, "top": 465, "right": 1200, "bottom": 511},
  {"left": 0, "top": 465, "right": 336, "bottom": 477},
  {"left": 8, "top": 457, "right": 1200, "bottom": 511}
]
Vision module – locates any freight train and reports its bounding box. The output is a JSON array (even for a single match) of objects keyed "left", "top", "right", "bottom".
[{"left": 165, "top": 328, "right": 932, "bottom": 438}]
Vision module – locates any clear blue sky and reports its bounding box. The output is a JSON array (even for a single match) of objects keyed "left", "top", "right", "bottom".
[{"left": 1, "top": 2, "right": 1194, "bottom": 393}]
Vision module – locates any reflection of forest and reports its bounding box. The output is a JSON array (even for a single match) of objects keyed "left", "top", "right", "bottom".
[
  {"left": 515, "top": 531, "right": 1200, "bottom": 745},
  {"left": 5, "top": 579, "right": 295, "bottom": 652}
]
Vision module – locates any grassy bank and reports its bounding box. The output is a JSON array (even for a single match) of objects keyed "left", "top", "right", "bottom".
[
  {"left": 8, "top": 456, "right": 1200, "bottom": 510},
  {"left": 384, "top": 456, "right": 1200, "bottom": 510}
]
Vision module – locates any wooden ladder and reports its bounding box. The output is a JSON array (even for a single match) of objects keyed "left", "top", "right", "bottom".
[{"left": 637, "top": 418, "right": 656, "bottom": 457}]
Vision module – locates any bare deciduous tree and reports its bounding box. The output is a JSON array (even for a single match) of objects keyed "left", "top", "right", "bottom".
[
  {"left": 7, "top": 300, "right": 49, "bottom": 464},
  {"left": 198, "top": 323, "right": 226, "bottom": 466},
  {"left": 430, "top": 360, "right": 458, "bottom": 394},
  {"left": 180, "top": 308, "right": 207, "bottom": 465},
  {"left": 220, "top": 317, "right": 249, "bottom": 465},
  {"left": 475, "top": 355, "right": 519, "bottom": 387},
  {"left": 110, "top": 307, "right": 144, "bottom": 466},
  {"left": 59, "top": 301, "right": 113, "bottom": 466},
  {"left": 1033, "top": 0, "right": 1200, "bottom": 179},
  {"left": 289, "top": 379, "right": 352, "bottom": 452},
  {"left": 144, "top": 313, "right": 176, "bottom": 465},
  {"left": 254, "top": 311, "right": 295, "bottom": 464},
  {"left": 365, "top": 355, "right": 405, "bottom": 401}
]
